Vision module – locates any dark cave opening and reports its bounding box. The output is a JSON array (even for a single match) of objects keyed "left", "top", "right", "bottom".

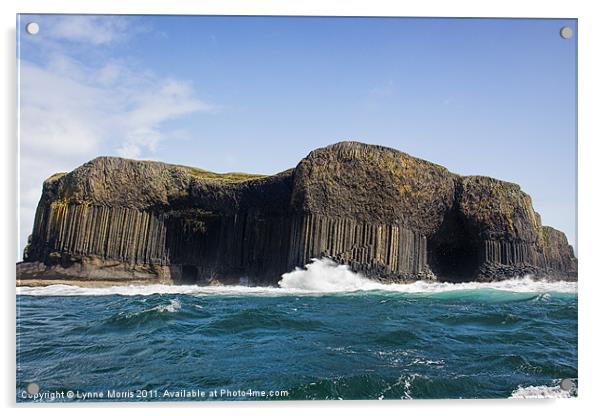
[
  {"left": 429, "top": 241, "right": 479, "bottom": 281},
  {"left": 180, "top": 264, "right": 199, "bottom": 284},
  {"left": 428, "top": 210, "right": 480, "bottom": 282}
]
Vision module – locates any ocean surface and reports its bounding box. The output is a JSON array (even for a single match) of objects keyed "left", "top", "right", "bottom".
[{"left": 16, "top": 259, "right": 578, "bottom": 402}]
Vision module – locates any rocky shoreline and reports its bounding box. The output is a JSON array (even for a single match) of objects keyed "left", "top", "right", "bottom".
[{"left": 16, "top": 278, "right": 154, "bottom": 288}]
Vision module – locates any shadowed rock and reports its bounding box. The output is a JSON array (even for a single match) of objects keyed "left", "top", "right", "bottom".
[{"left": 17, "top": 141, "right": 577, "bottom": 285}]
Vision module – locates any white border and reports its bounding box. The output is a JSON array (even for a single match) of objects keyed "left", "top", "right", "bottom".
[{"left": 2, "top": 1, "right": 601, "bottom": 415}]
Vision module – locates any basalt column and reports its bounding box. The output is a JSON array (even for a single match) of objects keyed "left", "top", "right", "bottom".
[{"left": 287, "top": 215, "right": 429, "bottom": 281}]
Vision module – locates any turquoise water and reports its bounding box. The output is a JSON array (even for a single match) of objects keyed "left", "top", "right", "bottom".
[{"left": 16, "top": 280, "right": 577, "bottom": 401}]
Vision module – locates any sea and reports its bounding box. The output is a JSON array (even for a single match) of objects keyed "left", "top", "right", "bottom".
[{"left": 16, "top": 258, "right": 578, "bottom": 402}]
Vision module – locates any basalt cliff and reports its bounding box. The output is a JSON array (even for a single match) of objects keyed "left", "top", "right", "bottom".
[{"left": 17, "top": 142, "right": 577, "bottom": 285}]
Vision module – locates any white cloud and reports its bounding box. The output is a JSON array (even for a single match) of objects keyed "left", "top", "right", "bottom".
[
  {"left": 114, "top": 78, "right": 212, "bottom": 158},
  {"left": 18, "top": 17, "right": 214, "bottom": 259},
  {"left": 44, "top": 15, "right": 134, "bottom": 45},
  {"left": 20, "top": 57, "right": 210, "bottom": 163}
]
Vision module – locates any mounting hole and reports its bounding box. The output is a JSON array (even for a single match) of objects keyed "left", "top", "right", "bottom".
[
  {"left": 560, "top": 378, "right": 575, "bottom": 391},
  {"left": 26, "top": 382, "right": 39, "bottom": 395},
  {"left": 25, "top": 22, "right": 39, "bottom": 35},
  {"left": 560, "top": 26, "right": 573, "bottom": 39}
]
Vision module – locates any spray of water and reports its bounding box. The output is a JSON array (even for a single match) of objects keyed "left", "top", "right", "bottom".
[{"left": 279, "top": 258, "right": 380, "bottom": 291}]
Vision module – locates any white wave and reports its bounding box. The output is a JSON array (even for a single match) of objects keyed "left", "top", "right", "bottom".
[
  {"left": 279, "top": 258, "right": 382, "bottom": 292},
  {"left": 155, "top": 299, "right": 181, "bottom": 313},
  {"left": 116, "top": 298, "right": 182, "bottom": 320},
  {"left": 17, "top": 258, "right": 577, "bottom": 296},
  {"left": 17, "top": 283, "right": 291, "bottom": 297},
  {"left": 510, "top": 385, "right": 573, "bottom": 399},
  {"left": 279, "top": 258, "right": 576, "bottom": 294}
]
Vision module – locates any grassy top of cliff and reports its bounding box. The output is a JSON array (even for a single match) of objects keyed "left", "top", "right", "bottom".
[
  {"left": 175, "top": 165, "right": 267, "bottom": 183},
  {"left": 44, "top": 172, "right": 68, "bottom": 183},
  {"left": 43, "top": 158, "right": 267, "bottom": 185}
]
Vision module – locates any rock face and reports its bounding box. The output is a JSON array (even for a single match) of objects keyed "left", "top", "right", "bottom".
[{"left": 17, "top": 141, "right": 577, "bottom": 284}]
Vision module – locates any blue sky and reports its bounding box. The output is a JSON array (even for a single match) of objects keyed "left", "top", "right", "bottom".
[{"left": 17, "top": 15, "right": 577, "bottom": 258}]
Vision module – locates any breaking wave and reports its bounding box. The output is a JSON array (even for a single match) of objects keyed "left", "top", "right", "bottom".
[
  {"left": 510, "top": 384, "right": 575, "bottom": 399},
  {"left": 279, "top": 258, "right": 380, "bottom": 291},
  {"left": 280, "top": 258, "right": 577, "bottom": 294},
  {"left": 152, "top": 298, "right": 181, "bottom": 313},
  {"left": 17, "top": 258, "right": 576, "bottom": 297},
  {"left": 104, "top": 299, "right": 183, "bottom": 327}
]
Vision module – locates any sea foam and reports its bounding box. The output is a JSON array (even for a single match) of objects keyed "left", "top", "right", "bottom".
[
  {"left": 509, "top": 385, "right": 574, "bottom": 399},
  {"left": 17, "top": 258, "right": 577, "bottom": 297},
  {"left": 279, "top": 258, "right": 576, "bottom": 294}
]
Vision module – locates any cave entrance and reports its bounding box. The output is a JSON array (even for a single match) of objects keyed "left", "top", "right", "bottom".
[
  {"left": 180, "top": 264, "right": 199, "bottom": 284},
  {"left": 428, "top": 210, "right": 480, "bottom": 282},
  {"left": 429, "top": 241, "right": 479, "bottom": 281}
]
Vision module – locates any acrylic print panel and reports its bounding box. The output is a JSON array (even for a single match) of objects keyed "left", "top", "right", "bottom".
[{"left": 16, "top": 14, "right": 577, "bottom": 402}]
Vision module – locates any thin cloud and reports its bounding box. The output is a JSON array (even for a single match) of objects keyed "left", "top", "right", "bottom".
[
  {"left": 43, "top": 15, "right": 139, "bottom": 45},
  {"left": 369, "top": 80, "right": 396, "bottom": 97}
]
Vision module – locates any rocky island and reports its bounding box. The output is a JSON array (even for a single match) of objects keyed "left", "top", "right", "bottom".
[{"left": 17, "top": 141, "right": 577, "bottom": 286}]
